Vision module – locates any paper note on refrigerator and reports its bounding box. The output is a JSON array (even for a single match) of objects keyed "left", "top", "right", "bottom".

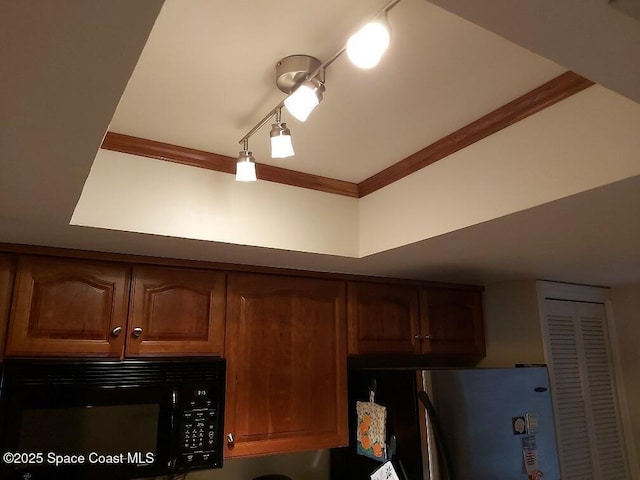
[
  {"left": 522, "top": 435, "right": 538, "bottom": 472},
  {"left": 370, "top": 461, "right": 400, "bottom": 480}
]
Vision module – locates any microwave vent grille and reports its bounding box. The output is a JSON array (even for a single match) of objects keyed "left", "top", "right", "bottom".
[{"left": 1, "top": 359, "right": 225, "bottom": 388}]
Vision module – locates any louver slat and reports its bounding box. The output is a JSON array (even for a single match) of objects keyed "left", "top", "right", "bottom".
[
  {"left": 546, "top": 312, "right": 594, "bottom": 480},
  {"left": 580, "top": 314, "right": 628, "bottom": 480}
]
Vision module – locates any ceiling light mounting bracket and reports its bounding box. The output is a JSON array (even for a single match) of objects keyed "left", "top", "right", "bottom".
[
  {"left": 276, "top": 55, "right": 324, "bottom": 94},
  {"left": 238, "top": 55, "right": 327, "bottom": 145}
]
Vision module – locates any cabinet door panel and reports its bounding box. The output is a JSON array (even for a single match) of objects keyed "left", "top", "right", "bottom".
[
  {"left": 5, "top": 256, "right": 129, "bottom": 357},
  {"left": 347, "top": 282, "right": 420, "bottom": 354},
  {"left": 420, "top": 288, "right": 485, "bottom": 356},
  {"left": 126, "top": 266, "right": 225, "bottom": 356},
  {"left": 0, "top": 254, "right": 15, "bottom": 362},
  {"left": 225, "top": 273, "right": 347, "bottom": 457}
]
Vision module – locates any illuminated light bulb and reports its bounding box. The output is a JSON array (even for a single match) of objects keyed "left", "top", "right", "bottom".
[
  {"left": 270, "top": 115, "right": 294, "bottom": 158},
  {"left": 270, "top": 131, "right": 294, "bottom": 158},
  {"left": 346, "top": 18, "right": 391, "bottom": 69},
  {"left": 235, "top": 150, "right": 256, "bottom": 182},
  {"left": 284, "top": 79, "right": 324, "bottom": 122}
]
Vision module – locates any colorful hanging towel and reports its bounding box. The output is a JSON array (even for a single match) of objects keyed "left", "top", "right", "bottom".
[{"left": 356, "top": 400, "right": 387, "bottom": 461}]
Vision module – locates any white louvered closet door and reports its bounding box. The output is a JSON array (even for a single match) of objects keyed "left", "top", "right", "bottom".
[{"left": 543, "top": 299, "right": 629, "bottom": 480}]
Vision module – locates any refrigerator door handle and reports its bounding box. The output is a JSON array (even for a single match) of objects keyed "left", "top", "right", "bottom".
[{"left": 417, "top": 391, "right": 456, "bottom": 480}]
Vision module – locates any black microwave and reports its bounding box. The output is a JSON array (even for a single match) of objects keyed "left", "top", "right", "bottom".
[{"left": 0, "top": 357, "right": 225, "bottom": 480}]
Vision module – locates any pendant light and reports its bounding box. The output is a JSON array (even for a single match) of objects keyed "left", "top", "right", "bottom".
[
  {"left": 236, "top": 140, "right": 257, "bottom": 182},
  {"left": 283, "top": 78, "right": 325, "bottom": 122},
  {"left": 270, "top": 108, "right": 294, "bottom": 158}
]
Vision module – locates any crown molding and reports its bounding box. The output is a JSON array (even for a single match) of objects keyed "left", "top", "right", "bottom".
[
  {"left": 101, "top": 132, "right": 359, "bottom": 197},
  {"left": 101, "top": 71, "right": 593, "bottom": 199},
  {"left": 357, "top": 71, "right": 594, "bottom": 196}
]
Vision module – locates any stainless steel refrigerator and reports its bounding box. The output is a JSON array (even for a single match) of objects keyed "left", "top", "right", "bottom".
[{"left": 330, "top": 367, "right": 561, "bottom": 480}]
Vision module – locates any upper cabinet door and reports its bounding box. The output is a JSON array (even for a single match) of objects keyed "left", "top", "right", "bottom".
[
  {"left": 347, "top": 282, "right": 421, "bottom": 355},
  {"left": 419, "top": 288, "right": 485, "bottom": 357},
  {"left": 5, "top": 256, "right": 130, "bottom": 357},
  {"left": 126, "top": 266, "right": 225, "bottom": 357},
  {"left": 0, "top": 254, "right": 15, "bottom": 362},
  {"left": 224, "top": 273, "right": 348, "bottom": 458}
]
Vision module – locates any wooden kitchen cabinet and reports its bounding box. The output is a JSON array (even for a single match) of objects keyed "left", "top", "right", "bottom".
[
  {"left": 347, "top": 281, "right": 485, "bottom": 358},
  {"left": 5, "top": 255, "right": 130, "bottom": 357},
  {"left": 126, "top": 265, "right": 225, "bottom": 356},
  {"left": 0, "top": 254, "right": 15, "bottom": 361},
  {"left": 224, "top": 273, "right": 348, "bottom": 458},
  {"left": 347, "top": 281, "right": 421, "bottom": 355},
  {"left": 5, "top": 259, "right": 227, "bottom": 358},
  {"left": 419, "top": 287, "right": 485, "bottom": 357}
]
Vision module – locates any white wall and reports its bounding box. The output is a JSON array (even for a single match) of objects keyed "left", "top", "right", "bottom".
[
  {"left": 359, "top": 85, "right": 640, "bottom": 256},
  {"left": 479, "top": 280, "right": 545, "bottom": 367},
  {"left": 72, "top": 150, "right": 359, "bottom": 257},
  {"left": 74, "top": 87, "right": 640, "bottom": 261},
  {"left": 611, "top": 283, "right": 640, "bottom": 479}
]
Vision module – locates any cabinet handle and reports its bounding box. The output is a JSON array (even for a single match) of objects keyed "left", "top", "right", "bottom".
[
  {"left": 111, "top": 326, "right": 122, "bottom": 337},
  {"left": 226, "top": 433, "right": 235, "bottom": 447},
  {"left": 132, "top": 327, "right": 143, "bottom": 338},
  {"left": 415, "top": 334, "right": 434, "bottom": 341}
]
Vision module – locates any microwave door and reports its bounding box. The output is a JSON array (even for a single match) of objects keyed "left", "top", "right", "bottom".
[
  {"left": 0, "top": 358, "right": 226, "bottom": 479},
  {"left": 1, "top": 383, "right": 170, "bottom": 479},
  {"left": 23, "top": 385, "right": 166, "bottom": 451}
]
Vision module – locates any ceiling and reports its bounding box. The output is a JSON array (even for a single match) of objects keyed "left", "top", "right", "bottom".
[
  {"left": 1, "top": 0, "right": 640, "bottom": 287},
  {"left": 108, "top": 0, "right": 566, "bottom": 182}
]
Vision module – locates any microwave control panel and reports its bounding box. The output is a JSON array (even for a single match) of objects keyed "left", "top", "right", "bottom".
[{"left": 176, "top": 386, "right": 221, "bottom": 469}]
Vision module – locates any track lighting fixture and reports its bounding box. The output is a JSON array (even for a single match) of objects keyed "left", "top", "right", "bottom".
[
  {"left": 270, "top": 108, "right": 294, "bottom": 158},
  {"left": 234, "top": 0, "right": 401, "bottom": 182},
  {"left": 236, "top": 140, "right": 257, "bottom": 182}
]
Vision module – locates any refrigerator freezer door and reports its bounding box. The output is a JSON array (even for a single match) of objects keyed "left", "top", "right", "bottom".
[
  {"left": 427, "top": 367, "right": 561, "bottom": 480},
  {"left": 331, "top": 370, "right": 425, "bottom": 480}
]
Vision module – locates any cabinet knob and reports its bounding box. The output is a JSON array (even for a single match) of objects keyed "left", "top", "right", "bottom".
[
  {"left": 111, "top": 326, "right": 122, "bottom": 337},
  {"left": 132, "top": 327, "right": 143, "bottom": 338},
  {"left": 414, "top": 335, "right": 423, "bottom": 340},
  {"left": 226, "top": 433, "right": 235, "bottom": 447},
  {"left": 423, "top": 334, "right": 433, "bottom": 340}
]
